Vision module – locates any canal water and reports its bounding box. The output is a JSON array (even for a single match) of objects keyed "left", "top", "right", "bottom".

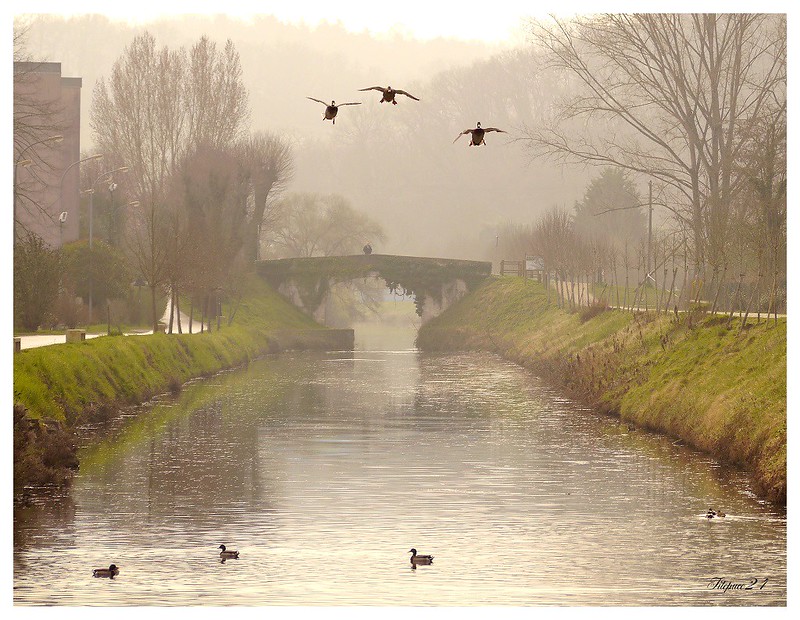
[{"left": 13, "top": 324, "right": 786, "bottom": 606}]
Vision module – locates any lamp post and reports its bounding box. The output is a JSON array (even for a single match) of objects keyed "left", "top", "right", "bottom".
[
  {"left": 59, "top": 211, "right": 68, "bottom": 246},
  {"left": 86, "top": 166, "right": 129, "bottom": 323},
  {"left": 58, "top": 154, "right": 103, "bottom": 245},
  {"left": 13, "top": 134, "right": 64, "bottom": 242}
]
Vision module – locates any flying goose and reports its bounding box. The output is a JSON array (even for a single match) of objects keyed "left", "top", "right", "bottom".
[
  {"left": 358, "top": 85, "right": 419, "bottom": 104},
  {"left": 454, "top": 122, "right": 507, "bottom": 146},
  {"left": 306, "top": 97, "right": 361, "bottom": 124}
]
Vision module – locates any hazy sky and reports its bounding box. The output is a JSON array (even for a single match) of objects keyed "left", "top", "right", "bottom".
[
  {"left": 13, "top": 0, "right": 785, "bottom": 44},
  {"left": 14, "top": 0, "right": 539, "bottom": 43}
]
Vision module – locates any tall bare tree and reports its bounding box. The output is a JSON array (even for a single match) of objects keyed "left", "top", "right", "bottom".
[
  {"left": 91, "top": 31, "right": 250, "bottom": 330},
  {"left": 170, "top": 143, "right": 252, "bottom": 329},
  {"left": 524, "top": 14, "right": 786, "bottom": 280},
  {"left": 236, "top": 131, "right": 294, "bottom": 262},
  {"left": 185, "top": 37, "right": 250, "bottom": 150}
]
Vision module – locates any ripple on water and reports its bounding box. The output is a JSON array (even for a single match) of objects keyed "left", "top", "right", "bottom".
[{"left": 13, "top": 341, "right": 787, "bottom": 606}]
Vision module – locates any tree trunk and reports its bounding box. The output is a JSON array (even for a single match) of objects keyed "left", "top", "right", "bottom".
[
  {"left": 741, "top": 272, "right": 762, "bottom": 330},
  {"left": 664, "top": 268, "right": 678, "bottom": 316},
  {"left": 727, "top": 273, "right": 744, "bottom": 328},
  {"left": 710, "top": 265, "right": 728, "bottom": 315},
  {"left": 168, "top": 287, "right": 175, "bottom": 334},
  {"left": 767, "top": 271, "right": 778, "bottom": 326},
  {"left": 150, "top": 285, "right": 158, "bottom": 333},
  {"left": 176, "top": 288, "right": 182, "bottom": 334}
]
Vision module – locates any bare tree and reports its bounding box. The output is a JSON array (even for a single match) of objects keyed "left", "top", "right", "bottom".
[
  {"left": 266, "top": 193, "right": 386, "bottom": 258},
  {"left": 532, "top": 207, "right": 574, "bottom": 307},
  {"left": 185, "top": 36, "right": 250, "bottom": 151},
  {"left": 170, "top": 143, "right": 251, "bottom": 331},
  {"left": 236, "top": 131, "right": 294, "bottom": 262},
  {"left": 91, "top": 31, "right": 251, "bottom": 330},
  {"left": 524, "top": 14, "right": 786, "bottom": 281}
]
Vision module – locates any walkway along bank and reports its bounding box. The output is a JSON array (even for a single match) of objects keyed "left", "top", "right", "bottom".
[
  {"left": 416, "top": 276, "right": 786, "bottom": 504},
  {"left": 13, "top": 276, "right": 351, "bottom": 499}
]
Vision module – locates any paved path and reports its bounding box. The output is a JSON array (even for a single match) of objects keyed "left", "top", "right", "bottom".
[
  {"left": 17, "top": 301, "right": 196, "bottom": 351},
  {"left": 17, "top": 333, "right": 104, "bottom": 350}
]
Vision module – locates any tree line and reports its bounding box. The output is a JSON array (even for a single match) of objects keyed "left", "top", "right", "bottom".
[
  {"left": 515, "top": 14, "right": 786, "bottom": 319},
  {"left": 14, "top": 29, "right": 385, "bottom": 332}
]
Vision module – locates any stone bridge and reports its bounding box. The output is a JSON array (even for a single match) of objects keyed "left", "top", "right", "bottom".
[{"left": 256, "top": 254, "right": 492, "bottom": 324}]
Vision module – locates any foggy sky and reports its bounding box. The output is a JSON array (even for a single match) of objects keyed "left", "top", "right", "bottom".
[{"left": 18, "top": 13, "right": 590, "bottom": 260}]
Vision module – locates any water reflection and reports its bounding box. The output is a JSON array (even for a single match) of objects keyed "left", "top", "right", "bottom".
[{"left": 14, "top": 325, "right": 786, "bottom": 606}]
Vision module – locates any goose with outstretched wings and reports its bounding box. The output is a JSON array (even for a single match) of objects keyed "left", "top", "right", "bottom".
[
  {"left": 453, "top": 122, "right": 507, "bottom": 146},
  {"left": 306, "top": 97, "right": 361, "bottom": 124},
  {"left": 358, "top": 85, "right": 420, "bottom": 105}
]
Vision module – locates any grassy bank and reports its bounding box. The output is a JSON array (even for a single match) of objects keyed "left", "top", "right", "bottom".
[
  {"left": 417, "top": 276, "right": 786, "bottom": 504},
  {"left": 13, "top": 275, "right": 324, "bottom": 495}
]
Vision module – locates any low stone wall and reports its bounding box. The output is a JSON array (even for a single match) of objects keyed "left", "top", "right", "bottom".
[{"left": 65, "top": 329, "right": 86, "bottom": 343}]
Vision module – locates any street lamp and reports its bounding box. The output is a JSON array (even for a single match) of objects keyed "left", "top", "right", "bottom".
[
  {"left": 13, "top": 134, "right": 64, "bottom": 241},
  {"left": 58, "top": 154, "right": 103, "bottom": 243},
  {"left": 86, "top": 165, "right": 129, "bottom": 323},
  {"left": 59, "top": 211, "right": 68, "bottom": 246}
]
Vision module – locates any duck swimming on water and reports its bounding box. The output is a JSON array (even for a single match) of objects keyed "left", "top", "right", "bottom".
[
  {"left": 306, "top": 97, "right": 361, "bottom": 124},
  {"left": 218, "top": 544, "right": 240, "bottom": 559},
  {"left": 358, "top": 85, "right": 420, "bottom": 105},
  {"left": 92, "top": 564, "right": 119, "bottom": 578},
  {"left": 409, "top": 548, "right": 433, "bottom": 564},
  {"left": 454, "top": 122, "right": 507, "bottom": 146}
]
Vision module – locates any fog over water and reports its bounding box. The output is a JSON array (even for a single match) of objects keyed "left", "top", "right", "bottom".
[{"left": 20, "top": 13, "right": 590, "bottom": 260}]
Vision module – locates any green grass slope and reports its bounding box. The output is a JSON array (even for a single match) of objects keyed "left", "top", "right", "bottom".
[
  {"left": 13, "top": 275, "right": 322, "bottom": 494},
  {"left": 14, "top": 276, "right": 320, "bottom": 425},
  {"left": 417, "top": 276, "right": 786, "bottom": 504}
]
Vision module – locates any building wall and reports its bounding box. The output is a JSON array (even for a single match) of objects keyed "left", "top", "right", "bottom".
[{"left": 14, "top": 62, "right": 82, "bottom": 247}]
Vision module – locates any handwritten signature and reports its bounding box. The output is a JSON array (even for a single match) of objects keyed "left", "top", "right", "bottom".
[{"left": 707, "top": 577, "right": 769, "bottom": 592}]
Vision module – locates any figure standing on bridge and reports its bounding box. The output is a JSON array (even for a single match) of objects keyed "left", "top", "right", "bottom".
[{"left": 363, "top": 242, "right": 373, "bottom": 255}]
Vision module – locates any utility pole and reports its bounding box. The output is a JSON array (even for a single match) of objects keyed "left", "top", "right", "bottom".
[{"left": 647, "top": 180, "right": 653, "bottom": 283}]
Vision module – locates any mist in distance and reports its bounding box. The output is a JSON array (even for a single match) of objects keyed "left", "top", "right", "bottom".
[{"left": 20, "top": 13, "right": 589, "bottom": 261}]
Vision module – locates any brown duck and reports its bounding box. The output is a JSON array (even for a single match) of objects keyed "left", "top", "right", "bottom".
[
  {"left": 358, "top": 85, "right": 419, "bottom": 105},
  {"left": 409, "top": 548, "right": 433, "bottom": 565},
  {"left": 92, "top": 564, "right": 119, "bottom": 578},
  {"left": 306, "top": 98, "right": 361, "bottom": 124},
  {"left": 454, "top": 122, "right": 507, "bottom": 146},
  {"left": 218, "top": 544, "right": 240, "bottom": 559}
]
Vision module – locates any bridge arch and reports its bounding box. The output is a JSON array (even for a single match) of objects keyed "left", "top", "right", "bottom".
[{"left": 256, "top": 254, "right": 491, "bottom": 324}]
